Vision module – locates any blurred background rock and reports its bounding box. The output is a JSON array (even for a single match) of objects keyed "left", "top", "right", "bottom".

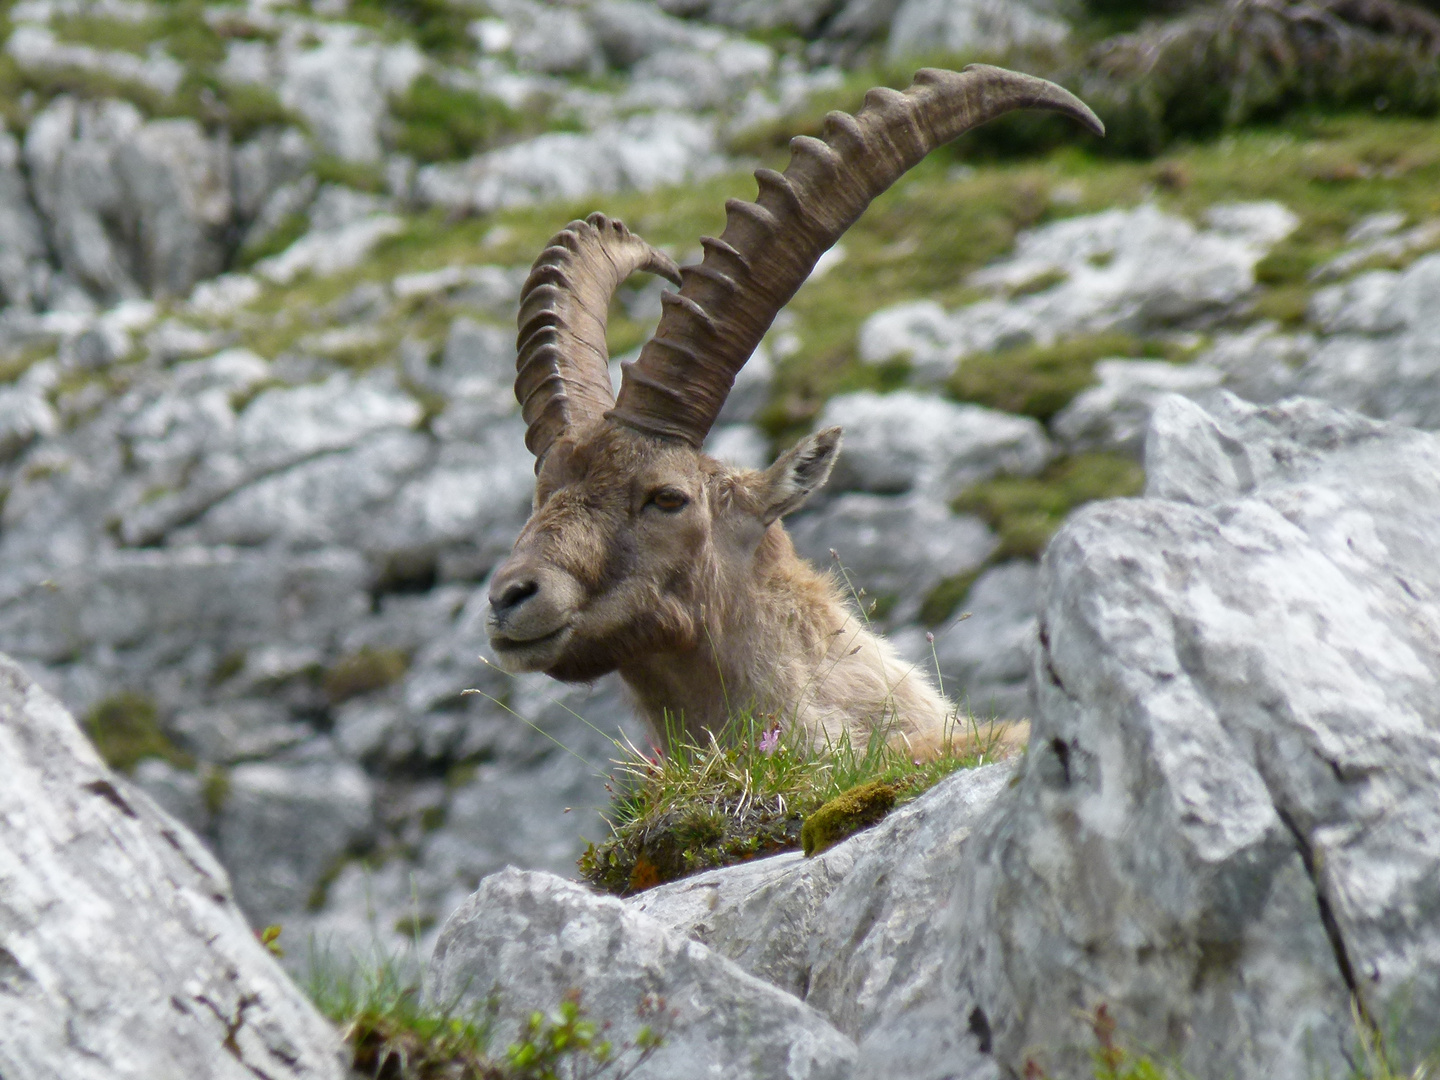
[{"left": 1, "top": 0, "right": 1438, "bottom": 974}]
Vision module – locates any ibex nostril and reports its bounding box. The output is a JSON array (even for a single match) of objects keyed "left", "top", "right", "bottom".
[{"left": 493, "top": 578, "right": 539, "bottom": 614}]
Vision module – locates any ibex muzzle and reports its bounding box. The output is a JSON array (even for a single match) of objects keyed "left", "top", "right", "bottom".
[{"left": 486, "top": 66, "right": 1103, "bottom": 750}]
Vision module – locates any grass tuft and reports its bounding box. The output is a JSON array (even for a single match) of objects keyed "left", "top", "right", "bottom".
[
  {"left": 578, "top": 711, "right": 1015, "bottom": 895},
  {"left": 306, "top": 945, "right": 671, "bottom": 1080}
]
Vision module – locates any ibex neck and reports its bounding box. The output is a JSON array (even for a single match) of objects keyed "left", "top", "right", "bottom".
[{"left": 618, "top": 525, "right": 952, "bottom": 750}]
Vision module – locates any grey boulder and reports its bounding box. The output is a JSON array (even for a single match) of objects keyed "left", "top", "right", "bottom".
[
  {"left": 0, "top": 652, "right": 349, "bottom": 1080},
  {"left": 426, "top": 867, "right": 857, "bottom": 1080},
  {"left": 817, "top": 389, "right": 1052, "bottom": 500},
  {"left": 927, "top": 392, "right": 1440, "bottom": 1078}
]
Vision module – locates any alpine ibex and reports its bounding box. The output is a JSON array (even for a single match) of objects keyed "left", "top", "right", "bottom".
[{"left": 486, "top": 65, "right": 1102, "bottom": 753}]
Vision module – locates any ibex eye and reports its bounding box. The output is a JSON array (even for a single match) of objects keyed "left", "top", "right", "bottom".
[{"left": 649, "top": 489, "right": 689, "bottom": 512}]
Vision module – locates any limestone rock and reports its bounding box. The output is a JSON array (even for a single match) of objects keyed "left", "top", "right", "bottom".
[
  {"left": 930, "top": 560, "right": 1039, "bottom": 719},
  {"left": 806, "top": 762, "right": 1017, "bottom": 1041},
  {"left": 414, "top": 113, "right": 724, "bottom": 215},
  {"left": 0, "top": 652, "right": 348, "bottom": 1080},
  {"left": 858, "top": 203, "right": 1296, "bottom": 380},
  {"left": 1051, "top": 359, "right": 1225, "bottom": 456},
  {"left": 789, "top": 492, "right": 997, "bottom": 626},
  {"left": 426, "top": 868, "right": 858, "bottom": 1080},
  {"left": 817, "top": 389, "right": 1052, "bottom": 500},
  {"left": 917, "top": 393, "right": 1440, "bottom": 1078},
  {"left": 0, "top": 124, "right": 49, "bottom": 311},
  {"left": 217, "top": 757, "right": 376, "bottom": 926},
  {"left": 276, "top": 26, "right": 424, "bottom": 164},
  {"left": 887, "top": 0, "right": 1070, "bottom": 61}
]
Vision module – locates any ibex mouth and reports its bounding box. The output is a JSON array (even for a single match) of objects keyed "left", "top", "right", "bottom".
[{"left": 488, "top": 624, "right": 571, "bottom": 671}]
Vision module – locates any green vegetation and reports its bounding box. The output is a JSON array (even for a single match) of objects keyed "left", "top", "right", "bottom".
[
  {"left": 954, "top": 452, "right": 1146, "bottom": 561},
  {"left": 800, "top": 778, "right": 899, "bottom": 856},
  {"left": 918, "top": 569, "right": 984, "bottom": 628},
  {"left": 949, "top": 331, "right": 1175, "bottom": 422},
  {"left": 324, "top": 647, "right": 411, "bottom": 704},
  {"left": 348, "top": 0, "right": 477, "bottom": 61},
  {"left": 306, "top": 948, "right": 670, "bottom": 1080},
  {"left": 82, "top": 691, "right": 194, "bottom": 774},
  {"left": 579, "top": 712, "right": 1011, "bottom": 895},
  {"left": 392, "top": 74, "right": 528, "bottom": 163}
]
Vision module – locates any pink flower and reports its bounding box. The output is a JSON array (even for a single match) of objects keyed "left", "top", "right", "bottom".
[{"left": 758, "top": 726, "right": 782, "bottom": 754}]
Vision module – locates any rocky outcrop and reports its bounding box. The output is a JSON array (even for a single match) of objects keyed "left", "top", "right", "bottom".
[
  {"left": 858, "top": 202, "right": 1298, "bottom": 382},
  {"left": 0, "top": 652, "right": 349, "bottom": 1080},
  {"left": 925, "top": 391, "right": 1440, "bottom": 1077},
  {"left": 432, "top": 393, "right": 1440, "bottom": 1079},
  {"left": 427, "top": 867, "right": 859, "bottom": 1080}
]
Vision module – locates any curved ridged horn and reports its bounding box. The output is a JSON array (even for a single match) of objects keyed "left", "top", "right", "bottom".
[
  {"left": 516, "top": 212, "right": 682, "bottom": 468},
  {"left": 606, "top": 65, "right": 1104, "bottom": 446}
]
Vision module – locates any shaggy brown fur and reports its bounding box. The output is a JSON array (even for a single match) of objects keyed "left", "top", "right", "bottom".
[{"left": 487, "top": 422, "right": 986, "bottom": 753}]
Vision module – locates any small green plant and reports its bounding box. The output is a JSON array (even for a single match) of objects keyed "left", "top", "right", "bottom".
[
  {"left": 307, "top": 947, "right": 670, "bottom": 1080},
  {"left": 953, "top": 452, "right": 1146, "bottom": 561},
  {"left": 578, "top": 710, "right": 1010, "bottom": 895},
  {"left": 506, "top": 990, "right": 671, "bottom": 1080},
  {"left": 307, "top": 948, "right": 501, "bottom": 1080},
  {"left": 82, "top": 691, "right": 194, "bottom": 774}
]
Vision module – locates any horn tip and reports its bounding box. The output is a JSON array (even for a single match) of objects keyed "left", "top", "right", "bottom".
[{"left": 956, "top": 63, "right": 1106, "bottom": 138}]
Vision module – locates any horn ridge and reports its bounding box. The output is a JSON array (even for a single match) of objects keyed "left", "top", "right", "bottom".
[
  {"left": 609, "top": 64, "right": 1103, "bottom": 448},
  {"left": 514, "top": 213, "right": 681, "bottom": 471}
]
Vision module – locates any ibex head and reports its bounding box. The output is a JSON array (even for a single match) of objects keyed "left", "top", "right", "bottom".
[{"left": 486, "top": 66, "right": 1102, "bottom": 734}]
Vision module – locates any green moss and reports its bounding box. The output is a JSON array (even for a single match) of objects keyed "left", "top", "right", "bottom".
[
  {"left": 50, "top": 14, "right": 162, "bottom": 55},
  {"left": 919, "top": 569, "right": 984, "bottom": 628},
  {"left": 209, "top": 649, "right": 247, "bottom": 687},
  {"left": 1252, "top": 283, "right": 1312, "bottom": 326},
  {"left": 800, "top": 779, "right": 899, "bottom": 857},
  {"left": 348, "top": 0, "right": 476, "bottom": 61},
  {"left": 83, "top": 691, "right": 193, "bottom": 775},
  {"left": 312, "top": 155, "right": 388, "bottom": 193},
  {"left": 236, "top": 211, "right": 310, "bottom": 268},
  {"left": 391, "top": 75, "right": 524, "bottom": 163},
  {"left": 323, "top": 647, "right": 410, "bottom": 704},
  {"left": 201, "top": 765, "right": 230, "bottom": 815},
  {"left": 954, "top": 452, "right": 1146, "bottom": 560},
  {"left": 949, "top": 331, "right": 1158, "bottom": 422}
]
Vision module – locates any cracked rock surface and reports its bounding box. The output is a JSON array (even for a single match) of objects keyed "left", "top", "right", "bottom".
[
  {"left": 603, "top": 392, "right": 1440, "bottom": 1079},
  {"left": 427, "top": 867, "right": 859, "bottom": 1080},
  {"left": 929, "top": 392, "right": 1440, "bottom": 1078},
  {"left": 0, "top": 652, "right": 349, "bottom": 1080}
]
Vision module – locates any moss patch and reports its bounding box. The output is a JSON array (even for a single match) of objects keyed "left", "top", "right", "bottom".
[
  {"left": 83, "top": 691, "right": 194, "bottom": 774},
  {"left": 390, "top": 75, "right": 526, "bottom": 164},
  {"left": 919, "top": 569, "right": 985, "bottom": 628},
  {"left": 954, "top": 452, "right": 1146, "bottom": 560},
  {"left": 948, "top": 331, "right": 1163, "bottom": 422},
  {"left": 800, "top": 779, "right": 900, "bottom": 857},
  {"left": 323, "top": 647, "right": 410, "bottom": 704}
]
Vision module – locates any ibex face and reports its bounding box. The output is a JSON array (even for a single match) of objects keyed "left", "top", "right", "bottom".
[
  {"left": 487, "top": 422, "right": 840, "bottom": 682},
  {"left": 484, "top": 66, "right": 1101, "bottom": 740}
]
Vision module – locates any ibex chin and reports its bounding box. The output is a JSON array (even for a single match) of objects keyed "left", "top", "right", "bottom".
[{"left": 486, "top": 65, "right": 1102, "bottom": 754}]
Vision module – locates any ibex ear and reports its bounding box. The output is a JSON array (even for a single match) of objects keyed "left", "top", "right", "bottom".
[{"left": 757, "top": 427, "right": 842, "bottom": 525}]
